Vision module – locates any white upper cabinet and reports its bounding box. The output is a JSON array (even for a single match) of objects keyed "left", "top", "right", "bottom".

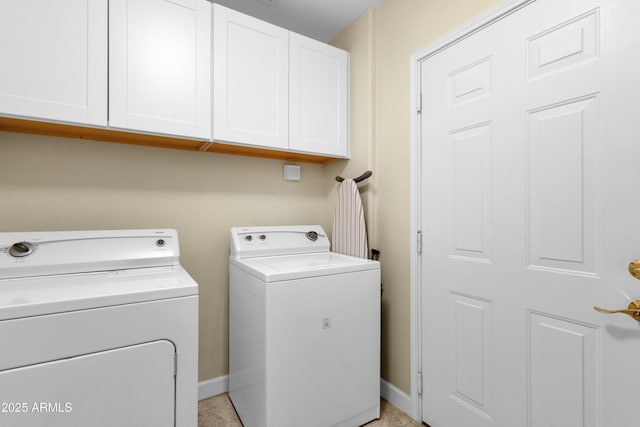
[
  {"left": 109, "top": 0, "right": 211, "bottom": 139},
  {"left": 0, "top": 1, "right": 108, "bottom": 126},
  {"left": 289, "top": 33, "right": 349, "bottom": 158},
  {"left": 213, "top": 4, "right": 289, "bottom": 149},
  {"left": 0, "top": 1, "right": 347, "bottom": 160},
  {"left": 213, "top": 4, "right": 349, "bottom": 158}
]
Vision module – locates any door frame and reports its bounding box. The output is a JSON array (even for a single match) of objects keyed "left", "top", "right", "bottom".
[{"left": 408, "top": 0, "right": 536, "bottom": 422}]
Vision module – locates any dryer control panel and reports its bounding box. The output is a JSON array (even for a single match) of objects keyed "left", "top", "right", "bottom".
[
  {"left": 230, "top": 225, "right": 330, "bottom": 258},
  {"left": 0, "top": 229, "right": 179, "bottom": 279}
]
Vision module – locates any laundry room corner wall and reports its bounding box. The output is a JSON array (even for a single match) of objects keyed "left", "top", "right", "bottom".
[
  {"left": 327, "top": 9, "right": 377, "bottom": 251},
  {"left": 0, "top": 132, "right": 332, "bottom": 384},
  {"left": 330, "top": 0, "right": 504, "bottom": 397}
]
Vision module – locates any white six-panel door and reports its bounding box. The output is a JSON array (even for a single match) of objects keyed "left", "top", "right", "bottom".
[{"left": 420, "top": 0, "right": 640, "bottom": 425}]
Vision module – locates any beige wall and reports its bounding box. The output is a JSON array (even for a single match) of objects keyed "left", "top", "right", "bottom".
[
  {"left": 331, "top": 0, "right": 503, "bottom": 393},
  {"left": 0, "top": 132, "right": 330, "bottom": 381},
  {"left": 327, "top": 9, "right": 377, "bottom": 245}
]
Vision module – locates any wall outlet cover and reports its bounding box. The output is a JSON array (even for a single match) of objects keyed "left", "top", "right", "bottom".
[{"left": 284, "top": 165, "right": 301, "bottom": 181}]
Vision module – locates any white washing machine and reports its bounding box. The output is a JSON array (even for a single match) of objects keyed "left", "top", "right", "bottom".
[
  {"left": 229, "top": 225, "right": 380, "bottom": 427},
  {"left": 0, "top": 229, "right": 198, "bottom": 427}
]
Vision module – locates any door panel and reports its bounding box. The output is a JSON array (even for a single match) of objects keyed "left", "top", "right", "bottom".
[
  {"left": 420, "top": 0, "right": 640, "bottom": 426},
  {"left": 450, "top": 123, "right": 491, "bottom": 262},
  {"left": 527, "top": 95, "right": 598, "bottom": 274},
  {"left": 0, "top": 341, "right": 175, "bottom": 427},
  {"left": 527, "top": 312, "right": 598, "bottom": 427},
  {"left": 449, "top": 293, "right": 493, "bottom": 422}
]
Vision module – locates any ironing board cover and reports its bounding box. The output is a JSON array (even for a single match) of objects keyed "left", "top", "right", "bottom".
[{"left": 332, "top": 178, "right": 368, "bottom": 259}]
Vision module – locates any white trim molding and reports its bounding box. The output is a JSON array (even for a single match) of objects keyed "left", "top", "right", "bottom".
[
  {"left": 408, "top": 42, "right": 423, "bottom": 423},
  {"left": 198, "top": 375, "right": 229, "bottom": 401},
  {"left": 199, "top": 374, "right": 418, "bottom": 421},
  {"left": 412, "top": 0, "right": 536, "bottom": 63},
  {"left": 409, "top": 0, "right": 536, "bottom": 424},
  {"left": 380, "top": 378, "right": 416, "bottom": 422}
]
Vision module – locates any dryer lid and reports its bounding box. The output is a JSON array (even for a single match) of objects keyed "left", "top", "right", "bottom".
[
  {"left": 0, "top": 265, "right": 197, "bottom": 321},
  {"left": 0, "top": 229, "right": 197, "bottom": 320}
]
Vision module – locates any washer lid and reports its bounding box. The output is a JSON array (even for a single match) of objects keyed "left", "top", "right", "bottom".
[
  {"left": 0, "top": 265, "right": 197, "bottom": 321},
  {"left": 230, "top": 251, "right": 379, "bottom": 282}
]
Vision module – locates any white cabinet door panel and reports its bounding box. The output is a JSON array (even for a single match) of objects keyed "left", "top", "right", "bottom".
[
  {"left": 213, "top": 4, "right": 289, "bottom": 149},
  {"left": 289, "top": 33, "right": 349, "bottom": 158},
  {"left": 0, "top": 1, "right": 107, "bottom": 126},
  {"left": 109, "top": 0, "right": 211, "bottom": 139}
]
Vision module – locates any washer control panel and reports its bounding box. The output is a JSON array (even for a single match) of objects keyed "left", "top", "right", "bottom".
[{"left": 230, "top": 225, "right": 330, "bottom": 258}]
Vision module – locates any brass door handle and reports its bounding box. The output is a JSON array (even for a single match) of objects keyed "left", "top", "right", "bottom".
[
  {"left": 594, "top": 300, "right": 640, "bottom": 321},
  {"left": 629, "top": 260, "right": 640, "bottom": 280}
]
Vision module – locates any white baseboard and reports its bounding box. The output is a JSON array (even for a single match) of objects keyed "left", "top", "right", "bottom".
[
  {"left": 380, "top": 378, "right": 415, "bottom": 421},
  {"left": 198, "top": 375, "right": 228, "bottom": 400},
  {"left": 199, "top": 375, "right": 416, "bottom": 422}
]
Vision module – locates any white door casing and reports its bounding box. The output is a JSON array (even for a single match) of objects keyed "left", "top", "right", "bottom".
[{"left": 415, "top": 0, "right": 640, "bottom": 425}]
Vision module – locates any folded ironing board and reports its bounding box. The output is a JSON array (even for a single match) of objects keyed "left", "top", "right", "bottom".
[{"left": 332, "top": 178, "right": 368, "bottom": 259}]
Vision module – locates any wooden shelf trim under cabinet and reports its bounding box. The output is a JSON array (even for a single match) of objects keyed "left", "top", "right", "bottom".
[{"left": 0, "top": 117, "right": 338, "bottom": 164}]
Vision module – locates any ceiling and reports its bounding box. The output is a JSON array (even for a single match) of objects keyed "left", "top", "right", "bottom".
[{"left": 213, "top": 0, "right": 384, "bottom": 42}]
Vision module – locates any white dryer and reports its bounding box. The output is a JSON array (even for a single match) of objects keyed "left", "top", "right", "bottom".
[
  {"left": 229, "top": 225, "right": 380, "bottom": 427},
  {"left": 0, "top": 229, "right": 198, "bottom": 427}
]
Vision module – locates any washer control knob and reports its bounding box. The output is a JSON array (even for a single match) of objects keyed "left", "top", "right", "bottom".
[
  {"left": 156, "top": 239, "right": 166, "bottom": 247},
  {"left": 9, "top": 242, "right": 35, "bottom": 258},
  {"left": 259, "top": 234, "right": 266, "bottom": 241},
  {"left": 306, "top": 231, "right": 318, "bottom": 242},
  {"left": 245, "top": 235, "right": 253, "bottom": 242}
]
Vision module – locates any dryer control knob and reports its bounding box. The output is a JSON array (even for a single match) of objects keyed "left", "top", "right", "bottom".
[
  {"left": 306, "top": 231, "right": 318, "bottom": 241},
  {"left": 9, "top": 241, "right": 35, "bottom": 258}
]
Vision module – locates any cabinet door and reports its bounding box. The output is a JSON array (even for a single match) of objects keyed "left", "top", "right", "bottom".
[
  {"left": 109, "top": 0, "right": 211, "bottom": 139},
  {"left": 289, "top": 33, "right": 349, "bottom": 158},
  {"left": 213, "top": 4, "right": 289, "bottom": 149},
  {"left": 0, "top": 1, "right": 107, "bottom": 126}
]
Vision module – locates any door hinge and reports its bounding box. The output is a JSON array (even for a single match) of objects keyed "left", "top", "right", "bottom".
[
  {"left": 417, "top": 371, "right": 423, "bottom": 395},
  {"left": 417, "top": 93, "right": 422, "bottom": 114},
  {"left": 417, "top": 230, "right": 422, "bottom": 254},
  {"left": 174, "top": 353, "right": 178, "bottom": 376}
]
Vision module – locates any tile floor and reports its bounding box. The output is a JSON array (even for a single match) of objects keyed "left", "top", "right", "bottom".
[{"left": 198, "top": 394, "right": 424, "bottom": 427}]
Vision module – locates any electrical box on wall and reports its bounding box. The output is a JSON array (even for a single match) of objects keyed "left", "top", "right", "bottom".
[{"left": 284, "top": 165, "right": 301, "bottom": 181}]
